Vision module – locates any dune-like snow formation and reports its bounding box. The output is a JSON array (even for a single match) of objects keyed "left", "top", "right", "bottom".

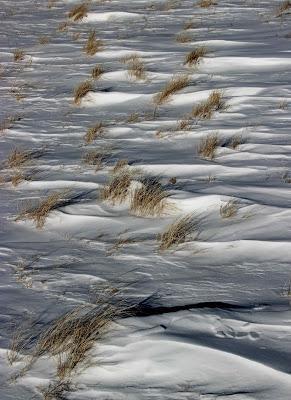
[{"left": 1, "top": 0, "right": 291, "bottom": 399}]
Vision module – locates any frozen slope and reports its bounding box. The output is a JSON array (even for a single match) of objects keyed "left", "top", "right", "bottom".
[{"left": 1, "top": 0, "right": 291, "bottom": 399}]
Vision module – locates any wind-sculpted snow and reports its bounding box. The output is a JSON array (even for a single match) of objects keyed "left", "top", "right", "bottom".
[{"left": 1, "top": 0, "right": 291, "bottom": 399}]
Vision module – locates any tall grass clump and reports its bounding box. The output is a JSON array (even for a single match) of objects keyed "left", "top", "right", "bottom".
[
  {"left": 192, "top": 90, "right": 226, "bottom": 120},
  {"left": 74, "top": 80, "right": 93, "bottom": 105},
  {"left": 84, "top": 122, "right": 104, "bottom": 144},
  {"left": 184, "top": 47, "right": 207, "bottom": 66},
  {"left": 159, "top": 214, "right": 198, "bottom": 250},
  {"left": 16, "top": 191, "right": 69, "bottom": 229},
  {"left": 101, "top": 170, "right": 132, "bottom": 204},
  {"left": 198, "top": 133, "right": 219, "bottom": 159},
  {"left": 68, "top": 2, "right": 88, "bottom": 21},
  {"left": 130, "top": 177, "right": 170, "bottom": 216},
  {"left": 153, "top": 75, "right": 190, "bottom": 110},
  {"left": 84, "top": 30, "right": 103, "bottom": 55}
]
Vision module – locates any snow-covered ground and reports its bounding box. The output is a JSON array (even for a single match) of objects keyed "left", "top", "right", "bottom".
[{"left": 1, "top": 0, "right": 291, "bottom": 399}]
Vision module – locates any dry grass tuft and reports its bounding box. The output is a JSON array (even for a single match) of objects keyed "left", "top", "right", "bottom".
[
  {"left": 127, "top": 112, "right": 140, "bottom": 123},
  {"left": 184, "top": 20, "right": 196, "bottom": 30},
  {"left": 38, "top": 36, "right": 50, "bottom": 45},
  {"left": 112, "top": 159, "right": 129, "bottom": 174},
  {"left": 107, "top": 233, "right": 135, "bottom": 255},
  {"left": 159, "top": 214, "right": 198, "bottom": 250},
  {"left": 228, "top": 134, "right": 243, "bottom": 150},
  {"left": 28, "top": 291, "right": 124, "bottom": 380},
  {"left": 68, "top": 2, "right": 88, "bottom": 21},
  {"left": 10, "top": 171, "right": 27, "bottom": 187},
  {"left": 130, "top": 177, "right": 170, "bottom": 217},
  {"left": 74, "top": 80, "right": 93, "bottom": 105},
  {"left": 197, "top": 0, "right": 217, "bottom": 7},
  {"left": 220, "top": 199, "right": 238, "bottom": 218},
  {"left": 0, "top": 114, "right": 21, "bottom": 133},
  {"left": 101, "top": 170, "right": 132, "bottom": 204},
  {"left": 177, "top": 114, "right": 192, "bottom": 131},
  {"left": 153, "top": 75, "right": 190, "bottom": 107},
  {"left": 192, "top": 90, "right": 226, "bottom": 120},
  {"left": 275, "top": 0, "right": 291, "bottom": 17},
  {"left": 184, "top": 47, "right": 207, "bottom": 66},
  {"left": 13, "top": 49, "right": 25, "bottom": 62},
  {"left": 16, "top": 191, "right": 69, "bottom": 229},
  {"left": 83, "top": 149, "right": 107, "bottom": 171},
  {"left": 84, "top": 30, "right": 103, "bottom": 55},
  {"left": 91, "top": 64, "right": 104, "bottom": 80},
  {"left": 5, "top": 149, "right": 34, "bottom": 169},
  {"left": 126, "top": 54, "right": 146, "bottom": 81},
  {"left": 198, "top": 133, "right": 219, "bottom": 159},
  {"left": 84, "top": 122, "right": 104, "bottom": 144},
  {"left": 39, "top": 380, "right": 72, "bottom": 400},
  {"left": 176, "top": 32, "right": 192, "bottom": 43},
  {"left": 48, "top": 0, "right": 57, "bottom": 8},
  {"left": 58, "top": 21, "right": 71, "bottom": 32}
]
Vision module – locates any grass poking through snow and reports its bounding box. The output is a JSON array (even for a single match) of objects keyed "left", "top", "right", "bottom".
[
  {"left": 91, "top": 64, "right": 104, "bottom": 80},
  {"left": 130, "top": 177, "right": 171, "bottom": 217},
  {"left": 68, "top": 2, "right": 88, "bottom": 21},
  {"left": 159, "top": 214, "right": 198, "bottom": 250},
  {"left": 101, "top": 170, "right": 132, "bottom": 204},
  {"left": 74, "top": 80, "right": 93, "bottom": 105},
  {"left": 198, "top": 133, "right": 219, "bottom": 159},
  {"left": 16, "top": 191, "right": 70, "bottom": 229},
  {"left": 84, "top": 122, "right": 104, "bottom": 144},
  {"left": 220, "top": 199, "right": 238, "bottom": 218},
  {"left": 192, "top": 90, "right": 226, "bottom": 120},
  {"left": 184, "top": 47, "right": 207, "bottom": 66},
  {"left": 83, "top": 30, "right": 103, "bottom": 55},
  {"left": 153, "top": 75, "right": 190, "bottom": 109}
]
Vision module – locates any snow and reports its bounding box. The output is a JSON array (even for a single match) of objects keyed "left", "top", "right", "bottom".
[{"left": 1, "top": 0, "right": 291, "bottom": 399}]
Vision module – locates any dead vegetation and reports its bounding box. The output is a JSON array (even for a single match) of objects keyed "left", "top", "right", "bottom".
[
  {"left": 0, "top": 115, "right": 21, "bottom": 133},
  {"left": 184, "top": 20, "right": 196, "bottom": 30},
  {"left": 38, "top": 36, "right": 50, "bottom": 45},
  {"left": 220, "top": 199, "right": 238, "bottom": 218},
  {"left": 130, "top": 177, "right": 170, "bottom": 217},
  {"left": 125, "top": 54, "right": 146, "bottom": 81},
  {"left": 197, "top": 0, "right": 217, "bottom": 7},
  {"left": 192, "top": 90, "right": 226, "bottom": 120},
  {"left": 13, "top": 49, "right": 25, "bottom": 62},
  {"left": 4, "top": 148, "right": 43, "bottom": 169},
  {"left": 227, "top": 134, "right": 243, "bottom": 150},
  {"left": 39, "top": 380, "right": 72, "bottom": 400},
  {"left": 84, "top": 30, "right": 103, "bottom": 55},
  {"left": 112, "top": 159, "right": 129, "bottom": 174},
  {"left": 68, "top": 2, "right": 88, "bottom": 21},
  {"left": 101, "top": 170, "right": 132, "bottom": 204},
  {"left": 11, "top": 289, "right": 126, "bottom": 381},
  {"left": 184, "top": 47, "right": 207, "bottom": 66},
  {"left": 16, "top": 191, "right": 70, "bottom": 229},
  {"left": 84, "top": 122, "right": 104, "bottom": 144},
  {"left": 83, "top": 149, "right": 108, "bottom": 171},
  {"left": 198, "top": 133, "right": 219, "bottom": 159},
  {"left": 58, "top": 21, "right": 71, "bottom": 32},
  {"left": 275, "top": 1, "right": 291, "bottom": 17},
  {"left": 107, "top": 232, "right": 135, "bottom": 255},
  {"left": 91, "top": 64, "right": 104, "bottom": 80},
  {"left": 74, "top": 80, "right": 93, "bottom": 105},
  {"left": 127, "top": 112, "right": 140, "bottom": 123},
  {"left": 153, "top": 75, "right": 190, "bottom": 108},
  {"left": 159, "top": 214, "right": 199, "bottom": 250},
  {"left": 176, "top": 32, "right": 192, "bottom": 43},
  {"left": 176, "top": 114, "right": 193, "bottom": 131},
  {"left": 48, "top": 0, "right": 57, "bottom": 8}
]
